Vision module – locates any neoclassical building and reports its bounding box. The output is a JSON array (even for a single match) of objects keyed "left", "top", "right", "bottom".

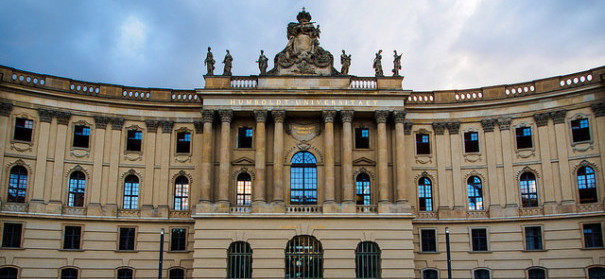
[{"left": 0, "top": 10, "right": 604, "bottom": 279}]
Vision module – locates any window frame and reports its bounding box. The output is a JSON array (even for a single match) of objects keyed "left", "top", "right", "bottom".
[
  {"left": 117, "top": 226, "right": 137, "bottom": 252},
  {"left": 62, "top": 224, "right": 83, "bottom": 251},
  {"left": 1, "top": 222, "right": 24, "bottom": 249},
  {"left": 467, "top": 175, "right": 484, "bottom": 211},
  {"left": 122, "top": 174, "right": 140, "bottom": 210},
  {"left": 59, "top": 267, "right": 80, "bottom": 279},
  {"left": 418, "top": 176, "right": 434, "bottom": 212},
  {"left": 227, "top": 241, "right": 253, "bottom": 279},
  {"left": 463, "top": 131, "right": 480, "bottom": 153},
  {"left": 12, "top": 117, "right": 34, "bottom": 142},
  {"left": 175, "top": 130, "right": 192, "bottom": 154},
  {"left": 72, "top": 124, "right": 91, "bottom": 149},
  {"left": 7, "top": 165, "right": 28, "bottom": 203},
  {"left": 67, "top": 171, "right": 86, "bottom": 207},
  {"left": 170, "top": 227, "right": 187, "bottom": 252},
  {"left": 472, "top": 268, "right": 491, "bottom": 279},
  {"left": 173, "top": 175, "right": 189, "bottom": 211},
  {"left": 236, "top": 172, "right": 252, "bottom": 206},
  {"left": 419, "top": 228, "right": 437, "bottom": 253},
  {"left": 116, "top": 267, "right": 135, "bottom": 279},
  {"left": 520, "top": 172, "right": 539, "bottom": 207},
  {"left": 514, "top": 126, "right": 534, "bottom": 150},
  {"left": 0, "top": 265, "right": 20, "bottom": 279},
  {"left": 469, "top": 227, "right": 489, "bottom": 252},
  {"left": 581, "top": 222, "right": 604, "bottom": 249},
  {"left": 354, "top": 127, "right": 371, "bottom": 149},
  {"left": 236, "top": 126, "right": 254, "bottom": 149},
  {"left": 522, "top": 225, "right": 544, "bottom": 251},
  {"left": 526, "top": 266, "right": 548, "bottom": 279},
  {"left": 125, "top": 129, "right": 143, "bottom": 152},
  {"left": 355, "top": 172, "right": 372, "bottom": 206},
  {"left": 289, "top": 151, "right": 318, "bottom": 205},
  {"left": 415, "top": 132, "right": 431, "bottom": 155},
  {"left": 168, "top": 267, "right": 186, "bottom": 279},
  {"left": 421, "top": 268, "right": 439, "bottom": 279},
  {"left": 354, "top": 241, "right": 381, "bottom": 279},
  {"left": 569, "top": 115, "right": 592, "bottom": 145},
  {"left": 576, "top": 165, "right": 598, "bottom": 204}
]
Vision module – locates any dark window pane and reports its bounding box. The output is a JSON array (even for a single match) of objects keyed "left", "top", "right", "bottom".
[
  {"left": 176, "top": 132, "right": 191, "bottom": 153},
  {"left": 171, "top": 228, "right": 187, "bottom": 251},
  {"left": 237, "top": 127, "right": 253, "bottom": 148},
  {"left": 520, "top": 172, "right": 538, "bottom": 207},
  {"left": 571, "top": 118, "right": 590, "bottom": 142},
  {"left": 63, "top": 226, "right": 82, "bottom": 250},
  {"left": 227, "top": 241, "right": 253, "bottom": 279},
  {"left": 1, "top": 223, "right": 22, "bottom": 248},
  {"left": 515, "top": 127, "right": 533, "bottom": 149},
  {"left": 577, "top": 166, "right": 597, "bottom": 203},
  {"left": 0, "top": 267, "right": 19, "bottom": 279},
  {"left": 355, "top": 241, "right": 380, "bottom": 279},
  {"left": 464, "top": 131, "right": 479, "bottom": 153},
  {"left": 416, "top": 133, "right": 430, "bottom": 154},
  {"left": 169, "top": 268, "right": 185, "bottom": 279},
  {"left": 68, "top": 171, "right": 86, "bottom": 207},
  {"left": 126, "top": 130, "right": 142, "bottom": 151},
  {"left": 467, "top": 176, "right": 483, "bottom": 211},
  {"left": 423, "top": 269, "right": 438, "bottom": 279},
  {"left": 60, "top": 268, "right": 78, "bottom": 279},
  {"left": 528, "top": 268, "right": 546, "bottom": 279},
  {"left": 471, "top": 228, "right": 488, "bottom": 251},
  {"left": 355, "top": 128, "right": 370, "bottom": 149},
  {"left": 7, "top": 165, "right": 27, "bottom": 203},
  {"left": 117, "top": 268, "right": 133, "bottom": 279},
  {"left": 123, "top": 175, "right": 139, "bottom": 210},
  {"left": 418, "top": 177, "right": 433, "bottom": 211},
  {"left": 355, "top": 173, "right": 371, "bottom": 205},
  {"left": 588, "top": 267, "right": 605, "bottom": 279},
  {"left": 290, "top": 152, "right": 317, "bottom": 205},
  {"left": 119, "top": 228, "right": 136, "bottom": 250},
  {"left": 421, "top": 229, "right": 436, "bottom": 252},
  {"left": 524, "top": 226, "right": 543, "bottom": 250},
  {"left": 72, "top": 125, "right": 90, "bottom": 148},
  {"left": 13, "top": 118, "right": 33, "bottom": 142},
  {"left": 583, "top": 223, "right": 603, "bottom": 248},
  {"left": 174, "top": 176, "right": 189, "bottom": 211},
  {"left": 285, "top": 236, "right": 322, "bottom": 279},
  {"left": 474, "top": 269, "right": 490, "bottom": 279}
]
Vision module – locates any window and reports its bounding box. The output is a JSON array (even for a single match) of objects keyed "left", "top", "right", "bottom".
[
  {"left": 285, "top": 235, "right": 323, "bottom": 279},
  {"left": 355, "top": 241, "right": 380, "bottom": 279},
  {"left": 117, "top": 268, "right": 133, "bottom": 279},
  {"left": 174, "top": 176, "right": 189, "bottom": 211},
  {"left": 578, "top": 166, "right": 597, "bottom": 203},
  {"left": 418, "top": 177, "right": 433, "bottom": 211},
  {"left": 7, "top": 165, "right": 27, "bottom": 203},
  {"left": 126, "top": 130, "right": 142, "bottom": 152},
  {"left": 123, "top": 175, "right": 139, "bottom": 210},
  {"left": 176, "top": 132, "right": 191, "bottom": 153},
  {"left": 67, "top": 171, "right": 86, "bottom": 207},
  {"left": 63, "top": 226, "right": 82, "bottom": 250},
  {"left": 171, "top": 228, "right": 187, "bottom": 251},
  {"left": 471, "top": 228, "right": 488, "bottom": 251},
  {"left": 0, "top": 267, "right": 18, "bottom": 279},
  {"left": 118, "top": 227, "right": 136, "bottom": 251},
  {"left": 290, "top": 152, "right": 317, "bottom": 205},
  {"left": 72, "top": 125, "right": 90, "bottom": 148},
  {"left": 1, "top": 223, "right": 22, "bottom": 248},
  {"left": 237, "top": 127, "right": 253, "bottom": 148},
  {"left": 13, "top": 118, "right": 33, "bottom": 142},
  {"left": 467, "top": 176, "right": 484, "bottom": 211},
  {"left": 422, "top": 269, "right": 438, "bottom": 279},
  {"left": 356, "top": 173, "right": 371, "bottom": 205},
  {"left": 416, "top": 133, "right": 430, "bottom": 154},
  {"left": 464, "top": 131, "right": 479, "bottom": 153},
  {"left": 520, "top": 172, "right": 538, "bottom": 207},
  {"left": 227, "top": 241, "right": 252, "bottom": 279},
  {"left": 524, "top": 226, "right": 543, "bottom": 250},
  {"left": 588, "top": 267, "right": 605, "bottom": 279},
  {"left": 169, "top": 268, "right": 185, "bottom": 279},
  {"left": 420, "top": 229, "right": 436, "bottom": 252},
  {"left": 583, "top": 223, "right": 603, "bottom": 248},
  {"left": 60, "top": 268, "right": 78, "bottom": 279},
  {"left": 571, "top": 118, "right": 590, "bottom": 142},
  {"left": 527, "top": 267, "right": 546, "bottom": 279},
  {"left": 355, "top": 128, "right": 370, "bottom": 149},
  {"left": 474, "top": 269, "right": 490, "bottom": 279},
  {"left": 236, "top": 173, "right": 252, "bottom": 206},
  {"left": 515, "top": 127, "right": 533, "bottom": 149}
]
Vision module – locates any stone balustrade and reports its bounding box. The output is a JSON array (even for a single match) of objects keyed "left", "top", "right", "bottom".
[{"left": 286, "top": 205, "right": 323, "bottom": 214}]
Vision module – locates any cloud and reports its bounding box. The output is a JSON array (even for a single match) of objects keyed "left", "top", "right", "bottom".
[{"left": 115, "top": 16, "right": 148, "bottom": 61}]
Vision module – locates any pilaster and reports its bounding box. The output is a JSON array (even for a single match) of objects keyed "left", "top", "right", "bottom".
[
  {"left": 322, "top": 110, "right": 336, "bottom": 207},
  {"left": 341, "top": 110, "right": 354, "bottom": 206},
  {"left": 550, "top": 110, "right": 574, "bottom": 204},
  {"left": 393, "top": 110, "right": 408, "bottom": 204},
  {"left": 200, "top": 110, "right": 214, "bottom": 203},
  {"left": 590, "top": 102, "right": 605, "bottom": 200},
  {"left": 534, "top": 112, "right": 556, "bottom": 212},
  {"left": 106, "top": 117, "right": 123, "bottom": 211},
  {"left": 253, "top": 110, "right": 267, "bottom": 206},
  {"left": 158, "top": 120, "right": 174, "bottom": 210},
  {"left": 498, "top": 117, "right": 517, "bottom": 210},
  {"left": 217, "top": 110, "right": 232, "bottom": 207},
  {"left": 447, "top": 122, "right": 466, "bottom": 209},
  {"left": 375, "top": 110, "right": 389, "bottom": 205},
  {"left": 88, "top": 116, "right": 108, "bottom": 214},
  {"left": 272, "top": 111, "right": 285, "bottom": 204},
  {"left": 142, "top": 120, "right": 159, "bottom": 211},
  {"left": 31, "top": 109, "right": 52, "bottom": 205},
  {"left": 49, "top": 111, "right": 71, "bottom": 208},
  {"left": 481, "top": 119, "right": 502, "bottom": 210}
]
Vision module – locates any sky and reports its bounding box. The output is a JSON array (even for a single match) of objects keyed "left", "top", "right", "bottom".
[{"left": 0, "top": 0, "right": 604, "bottom": 91}]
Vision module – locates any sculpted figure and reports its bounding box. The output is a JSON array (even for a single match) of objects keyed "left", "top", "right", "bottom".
[
  {"left": 340, "top": 50, "right": 351, "bottom": 75},
  {"left": 392, "top": 50, "right": 403, "bottom": 76},
  {"left": 204, "top": 47, "right": 215, "bottom": 76},
  {"left": 256, "top": 50, "right": 269, "bottom": 75},
  {"left": 222, "top": 50, "right": 233, "bottom": 76},
  {"left": 373, "top": 49, "right": 383, "bottom": 77}
]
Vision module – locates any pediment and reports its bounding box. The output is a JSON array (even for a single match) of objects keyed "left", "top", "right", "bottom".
[
  {"left": 353, "top": 157, "right": 375, "bottom": 166},
  {"left": 232, "top": 157, "right": 255, "bottom": 166}
]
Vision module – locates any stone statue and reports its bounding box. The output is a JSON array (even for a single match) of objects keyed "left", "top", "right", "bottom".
[
  {"left": 204, "top": 47, "right": 215, "bottom": 76},
  {"left": 392, "top": 50, "right": 403, "bottom": 77},
  {"left": 222, "top": 50, "right": 233, "bottom": 76},
  {"left": 373, "top": 50, "right": 383, "bottom": 77},
  {"left": 340, "top": 50, "right": 351, "bottom": 75},
  {"left": 256, "top": 50, "right": 269, "bottom": 75}
]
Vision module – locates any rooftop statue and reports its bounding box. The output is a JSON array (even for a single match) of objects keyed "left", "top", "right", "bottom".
[
  {"left": 392, "top": 50, "right": 402, "bottom": 77},
  {"left": 204, "top": 47, "right": 215, "bottom": 76},
  {"left": 256, "top": 50, "right": 269, "bottom": 75},
  {"left": 267, "top": 8, "right": 338, "bottom": 76},
  {"left": 340, "top": 50, "right": 351, "bottom": 75},
  {"left": 373, "top": 50, "right": 383, "bottom": 77},
  {"left": 223, "top": 50, "right": 233, "bottom": 76}
]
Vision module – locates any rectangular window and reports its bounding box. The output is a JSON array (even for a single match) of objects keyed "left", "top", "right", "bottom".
[
  {"left": 13, "top": 118, "right": 33, "bottom": 142},
  {"left": 118, "top": 227, "right": 136, "bottom": 251},
  {"left": 515, "top": 127, "right": 533, "bottom": 149},
  {"left": 176, "top": 132, "right": 191, "bottom": 153},
  {"left": 420, "top": 229, "right": 437, "bottom": 252},
  {"left": 126, "top": 130, "right": 142, "bottom": 152},
  {"left": 237, "top": 127, "right": 253, "bottom": 148},
  {"left": 471, "top": 228, "right": 488, "bottom": 251},
  {"left": 524, "top": 226, "right": 543, "bottom": 250},
  {"left": 583, "top": 223, "right": 603, "bottom": 248},
  {"left": 2, "top": 223, "right": 22, "bottom": 248},
  {"left": 63, "top": 226, "right": 82, "bottom": 250},
  {"left": 72, "top": 125, "right": 90, "bottom": 148},
  {"left": 416, "top": 133, "right": 430, "bottom": 154},
  {"left": 171, "top": 228, "right": 187, "bottom": 251},
  {"left": 355, "top": 128, "right": 370, "bottom": 149},
  {"left": 464, "top": 131, "right": 479, "bottom": 153},
  {"left": 571, "top": 118, "right": 590, "bottom": 143}
]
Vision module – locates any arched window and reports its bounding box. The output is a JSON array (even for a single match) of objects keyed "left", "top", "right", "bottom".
[
  {"left": 588, "top": 267, "right": 605, "bottom": 279},
  {"left": 520, "top": 172, "right": 538, "bottom": 207},
  {"left": 236, "top": 173, "right": 252, "bottom": 206},
  {"left": 0, "top": 267, "right": 18, "bottom": 279},
  {"left": 467, "top": 176, "right": 484, "bottom": 211},
  {"left": 123, "top": 175, "right": 139, "bottom": 210},
  {"left": 474, "top": 268, "right": 490, "bottom": 279},
  {"left": 422, "top": 269, "right": 438, "bottom": 279},
  {"left": 169, "top": 268, "right": 185, "bottom": 279},
  {"left": 418, "top": 177, "right": 433, "bottom": 211},
  {"left": 117, "top": 267, "right": 133, "bottom": 279},
  {"left": 174, "top": 176, "right": 189, "bottom": 211},
  {"left": 7, "top": 166, "right": 27, "bottom": 203},
  {"left": 578, "top": 166, "right": 597, "bottom": 203},
  {"left": 285, "top": 235, "right": 323, "bottom": 278},
  {"left": 60, "top": 268, "right": 78, "bottom": 279},
  {"left": 227, "top": 241, "right": 252, "bottom": 279},
  {"left": 68, "top": 171, "right": 86, "bottom": 207},
  {"left": 527, "top": 267, "right": 546, "bottom": 279},
  {"left": 290, "top": 152, "right": 317, "bottom": 205},
  {"left": 355, "top": 241, "right": 381, "bottom": 279},
  {"left": 356, "top": 173, "right": 371, "bottom": 205}
]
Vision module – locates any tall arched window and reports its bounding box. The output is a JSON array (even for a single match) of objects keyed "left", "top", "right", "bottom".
[
  {"left": 7, "top": 166, "right": 27, "bottom": 203},
  {"left": 285, "top": 235, "right": 323, "bottom": 278},
  {"left": 527, "top": 267, "right": 546, "bottom": 279},
  {"left": 578, "top": 166, "right": 597, "bottom": 203},
  {"left": 422, "top": 269, "right": 438, "bottom": 279},
  {"left": 169, "top": 268, "right": 185, "bottom": 279},
  {"left": 117, "top": 267, "right": 133, "bottom": 279},
  {"left": 418, "top": 177, "right": 433, "bottom": 211},
  {"left": 123, "top": 175, "right": 139, "bottom": 210},
  {"left": 355, "top": 241, "right": 381, "bottom": 279},
  {"left": 236, "top": 173, "right": 252, "bottom": 206},
  {"left": 174, "top": 176, "right": 189, "bottom": 211},
  {"left": 356, "top": 173, "right": 371, "bottom": 205},
  {"left": 68, "top": 171, "right": 86, "bottom": 207},
  {"left": 290, "top": 152, "right": 317, "bottom": 205},
  {"left": 0, "top": 267, "right": 18, "bottom": 279},
  {"left": 227, "top": 241, "right": 252, "bottom": 279},
  {"left": 467, "top": 176, "right": 484, "bottom": 211},
  {"left": 588, "top": 267, "right": 605, "bottom": 279},
  {"left": 60, "top": 268, "right": 78, "bottom": 279},
  {"left": 473, "top": 269, "right": 490, "bottom": 279},
  {"left": 520, "top": 172, "right": 538, "bottom": 207}
]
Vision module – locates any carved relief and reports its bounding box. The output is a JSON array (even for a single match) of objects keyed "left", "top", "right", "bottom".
[
  {"left": 353, "top": 167, "right": 375, "bottom": 181},
  {"left": 285, "top": 121, "right": 322, "bottom": 141},
  {"left": 232, "top": 167, "right": 256, "bottom": 181}
]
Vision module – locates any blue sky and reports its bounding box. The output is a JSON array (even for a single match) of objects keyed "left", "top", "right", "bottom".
[{"left": 0, "top": 0, "right": 603, "bottom": 90}]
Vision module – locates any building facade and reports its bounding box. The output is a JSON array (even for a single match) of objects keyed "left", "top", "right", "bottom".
[{"left": 1, "top": 10, "right": 604, "bottom": 279}]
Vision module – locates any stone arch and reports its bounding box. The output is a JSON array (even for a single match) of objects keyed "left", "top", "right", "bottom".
[
  {"left": 171, "top": 170, "right": 193, "bottom": 185},
  {"left": 284, "top": 142, "right": 323, "bottom": 165},
  {"left": 120, "top": 169, "right": 143, "bottom": 209},
  {"left": 516, "top": 166, "right": 540, "bottom": 182},
  {"left": 232, "top": 167, "right": 255, "bottom": 182}
]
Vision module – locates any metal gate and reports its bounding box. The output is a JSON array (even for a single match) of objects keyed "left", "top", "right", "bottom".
[
  {"left": 355, "top": 241, "right": 381, "bottom": 279},
  {"left": 227, "top": 241, "right": 252, "bottom": 279},
  {"left": 285, "top": 235, "right": 323, "bottom": 279}
]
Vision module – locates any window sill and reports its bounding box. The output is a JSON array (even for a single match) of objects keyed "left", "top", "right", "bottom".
[
  {"left": 581, "top": 247, "right": 604, "bottom": 250},
  {"left": 419, "top": 251, "right": 439, "bottom": 254},
  {"left": 0, "top": 247, "right": 24, "bottom": 250},
  {"left": 59, "top": 248, "right": 84, "bottom": 252},
  {"left": 115, "top": 250, "right": 138, "bottom": 253},
  {"left": 71, "top": 146, "right": 90, "bottom": 151},
  {"left": 468, "top": 250, "right": 491, "bottom": 254},
  {"left": 124, "top": 150, "right": 142, "bottom": 154},
  {"left": 167, "top": 250, "right": 189, "bottom": 253},
  {"left": 10, "top": 139, "right": 32, "bottom": 144},
  {"left": 522, "top": 249, "right": 547, "bottom": 252}
]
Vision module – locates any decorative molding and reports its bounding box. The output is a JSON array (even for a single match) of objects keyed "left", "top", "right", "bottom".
[
  {"left": 55, "top": 111, "right": 72, "bottom": 125},
  {"left": 202, "top": 110, "right": 215, "bottom": 123},
  {"left": 533, "top": 112, "right": 550, "bottom": 127},
  {"left": 393, "top": 110, "right": 406, "bottom": 123},
  {"left": 0, "top": 102, "right": 13, "bottom": 117},
  {"left": 480, "top": 118, "right": 497, "bottom": 132},
  {"left": 413, "top": 171, "right": 436, "bottom": 185},
  {"left": 572, "top": 159, "right": 600, "bottom": 177},
  {"left": 232, "top": 166, "right": 256, "bottom": 181},
  {"left": 353, "top": 157, "right": 376, "bottom": 166},
  {"left": 322, "top": 110, "right": 336, "bottom": 123},
  {"left": 144, "top": 120, "right": 160, "bottom": 133},
  {"left": 38, "top": 108, "right": 54, "bottom": 123},
  {"left": 590, "top": 102, "right": 605, "bottom": 117},
  {"left": 232, "top": 157, "right": 255, "bottom": 166},
  {"left": 94, "top": 116, "right": 109, "bottom": 129},
  {"left": 65, "top": 164, "right": 90, "bottom": 178},
  {"left": 120, "top": 168, "right": 143, "bottom": 181},
  {"left": 171, "top": 170, "right": 193, "bottom": 186},
  {"left": 463, "top": 170, "right": 488, "bottom": 188},
  {"left": 272, "top": 110, "right": 286, "bottom": 123},
  {"left": 341, "top": 110, "right": 354, "bottom": 123},
  {"left": 353, "top": 167, "right": 375, "bottom": 181},
  {"left": 432, "top": 122, "right": 447, "bottom": 135},
  {"left": 160, "top": 120, "right": 174, "bottom": 133},
  {"left": 286, "top": 122, "right": 322, "bottom": 141},
  {"left": 516, "top": 166, "right": 541, "bottom": 181},
  {"left": 218, "top": 110, "right": 233, "bottom": 123},
  {"left": 403, "top": 122, "right": 413, "bottom": 135},
  {"left": 446, "top": 122, "right": 460, "bottom": 135},
  {"left": 284, "top": 142, "right": 323, "bottom": 164},
  {"left": 497, "top": 117, "right": 512, "bottom": 130},
  {"left": 253, "top": 110, "right": 267, "bottom": 123},
  {"left": 374, "top": 110, "right": 389, "bottom": 124},
  {"left": 550, "top": 110, "right": 567, "bottom": 124},
  {"left": 193, "top": 120, "right": 204, "bottom": 134},
  {"left": 109, "top": 117, "right": 125, "bottom": 130}
]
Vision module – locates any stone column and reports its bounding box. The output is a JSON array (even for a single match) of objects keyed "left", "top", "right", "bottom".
[
  {"left": 217, "top": 110, "right": 232, "bottom": 209},
  {"left": 323, "top": 110, "right": 336, "bottom": 205},
  {"left": 534, "top": 113, "right": 556, "bottom": 213},
  {"left": 376, "top": 111, "right": 390, "bottom": 206},
  {"left": 88, "top": 116, "right": 108, "bottom": 215},
  {"left": 393, "top": 110, "right": 409, "bottom": 207},
  {"left": 105, "top": 117, "right": 124, "bottom": 214},
  {"left": 481, "top": 119, "right": 502, "bottom": 210},
  {"left": 272, "top": 111, "right": 285, "bottom": 204},
  {"left": 192, "top": 120, "right": 204, "bottom": 206},
  {"left": 31, "top": 109, "right": 51, "bottom": 206},
  {"left": 498, "top": 117, "right": 518, "bottom": 211},
  {"left": 551, "top": 110, "right": 574, "bottom": 204},
  {"left": 199, "top": 110, "right": 214, "bottom": 203},
  {"left": 253, "top": 110, "right": 267, "bottom": 205},
  {"left": 49, "top": 111, "right": 71, "bottom": 211},
  {"left": 341, "top": 110, "right": 354, "bottom": 204},
  {"left": 590, "top": 103, "right": 605, "bottom": 199},
  {"left": 142, "top": 120, "right": 159, "bottom": 214}
]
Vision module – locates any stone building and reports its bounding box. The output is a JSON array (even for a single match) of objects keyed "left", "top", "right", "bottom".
[{"left": 1, "top": 10, "right": 604, "bottom": 279}]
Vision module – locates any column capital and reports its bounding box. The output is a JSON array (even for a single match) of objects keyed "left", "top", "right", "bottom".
[
  {"left": 374, "top": 110, "right": 389, "bottom": 123},
  {"left": 218, "top": 109, "right": 233, "bottom": 123},
  {"left": 109, "top": 117, "right": 125, "bottom": 130},
  {"left": 144, "top": 120, "right": 160, "bottom": 132},
  {"left": 498, "top": 117, "right": 512, "bottom": 131},
  {"left": 38, "top": 108, "right": 54, "bottom": 123},
  {"left": 0, "top": 102, "right": 13, "bottom": 117},
  {"left": 446, "top": 122, "right": 460, "bottom": 134},
  {"left": 341, "top": 110, "right": 354, "bottom": 123},
  {"left": 160, "top": 120, "right": 175, "bottom": 133},
  {"left": 94, "top": 115, "right": 109, "bottom": 129},
  {"left": 193, "top": 120, "right": 204, "bottom": 134},
  {"left": 322, "top": 110, "right": 336, "bottom": 123},
  {"left": 201, "top": 110, "right": 215, "bottom": 123},
  {"left": 591, "top": 102, "right": 605, "bottom": 117},
  {"left": 254, "top": 110, "right": 268, "bottom": 123},
  {"left": 393, "top": 110, "right": 406, "bottom": 123},
  {"left": 272, "top": 110, "right": 286, "bottom": 123},
  {"left": 480, "top": 118, "right": 497, "bottom": 132},
  {"left": 432, "top": 122, "right": 447, "bottom": 135},
  {"left": 55, "top": 111, "right": 72, "bottom": 125},
  {"left": 404, "top": 122, "right": 413, "bottom": 135},
  {"left": 533, "top": 112, "right": 550, "bottom": 127},
  {"left": 550, "top": 110, "right": 567, "bottom": 124}
]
